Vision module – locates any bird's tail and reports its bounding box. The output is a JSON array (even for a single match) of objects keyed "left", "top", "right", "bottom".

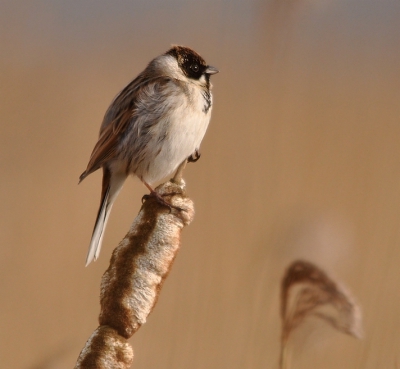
[{"left": 85, "top": 168, "right": 125, "bottom": 266}]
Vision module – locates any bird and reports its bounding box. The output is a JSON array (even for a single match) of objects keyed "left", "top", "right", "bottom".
[{"left": 79, "top": 45, "right": 218, "bottom": 266}]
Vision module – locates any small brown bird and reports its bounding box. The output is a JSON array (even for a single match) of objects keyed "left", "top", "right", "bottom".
[{"left": 80, "top": 46, "right": 218, "bottom": 266}]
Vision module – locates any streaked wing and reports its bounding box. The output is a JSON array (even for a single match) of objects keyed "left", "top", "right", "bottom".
[{"left": 79, "top": 73, "right": 175, "bottom": 182}]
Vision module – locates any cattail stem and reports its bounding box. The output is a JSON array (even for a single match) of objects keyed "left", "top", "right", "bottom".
[
  {"left": 279, "top": 339, "right": 289, "bottom": 369},
  {"left": 74, "top": 179, "right": 195, "bottom": 368},
  {"left": 171, "top": 159, "right": 187, "bottom": 184}
]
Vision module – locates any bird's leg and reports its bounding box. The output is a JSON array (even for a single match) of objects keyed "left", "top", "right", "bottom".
[
  {"left": 187, "top": 149, "right": 201, "bottom": 163},
  {"left": 141, "top": 180, "right": 183, "bottom": 212}
]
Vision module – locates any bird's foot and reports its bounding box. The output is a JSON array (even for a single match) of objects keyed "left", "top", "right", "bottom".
[
  {"left": 141, "top": 191, "right": 184, "bottom": 212},
  {"left": 188, "top": 150, "right": 201, "bottom": 163}
]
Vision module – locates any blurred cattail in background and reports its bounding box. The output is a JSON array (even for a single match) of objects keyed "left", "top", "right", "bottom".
[{"left": 280, "top": 260, "right": 362, "bottom": 369}]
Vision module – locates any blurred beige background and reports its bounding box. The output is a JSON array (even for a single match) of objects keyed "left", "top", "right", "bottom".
[{"left": 1, "top": 0, "right": 400, "bottom": 368}]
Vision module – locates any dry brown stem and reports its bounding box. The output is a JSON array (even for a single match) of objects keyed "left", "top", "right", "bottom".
[{"left": 74, "top": 179, "right": 194, "bottom": 368}]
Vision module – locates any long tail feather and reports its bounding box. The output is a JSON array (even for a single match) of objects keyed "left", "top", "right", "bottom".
[{"left": 85, "top": 168, "right": 125, "bottom": 266}]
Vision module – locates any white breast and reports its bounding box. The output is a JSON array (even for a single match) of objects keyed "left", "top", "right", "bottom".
[{"left": 137, "top": 84, "right": 212, "bottom": 184}]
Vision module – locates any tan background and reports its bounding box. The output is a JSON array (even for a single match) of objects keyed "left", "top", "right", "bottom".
[{"left": 1, "top": 1, "right": 400, "bottom": 368}]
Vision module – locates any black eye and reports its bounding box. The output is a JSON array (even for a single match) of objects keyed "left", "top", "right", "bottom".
[{"left": 191, "top": 64, "right": 199, "bottom": 72}]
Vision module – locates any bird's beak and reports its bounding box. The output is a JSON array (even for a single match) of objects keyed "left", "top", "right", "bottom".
[{"left": 205, "top": 66, "right": 219, "bottom": 75}]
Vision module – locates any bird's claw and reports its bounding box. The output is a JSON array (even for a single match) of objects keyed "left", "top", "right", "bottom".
[
  {"left": 188, "top": 150, "right": 201, "bottom": 163},
  {"left": 142, "top": 191, "right": 184, "bottom": 212},
  {"left": 141, "top": 194, "right": 150, "bottom": 204}
]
